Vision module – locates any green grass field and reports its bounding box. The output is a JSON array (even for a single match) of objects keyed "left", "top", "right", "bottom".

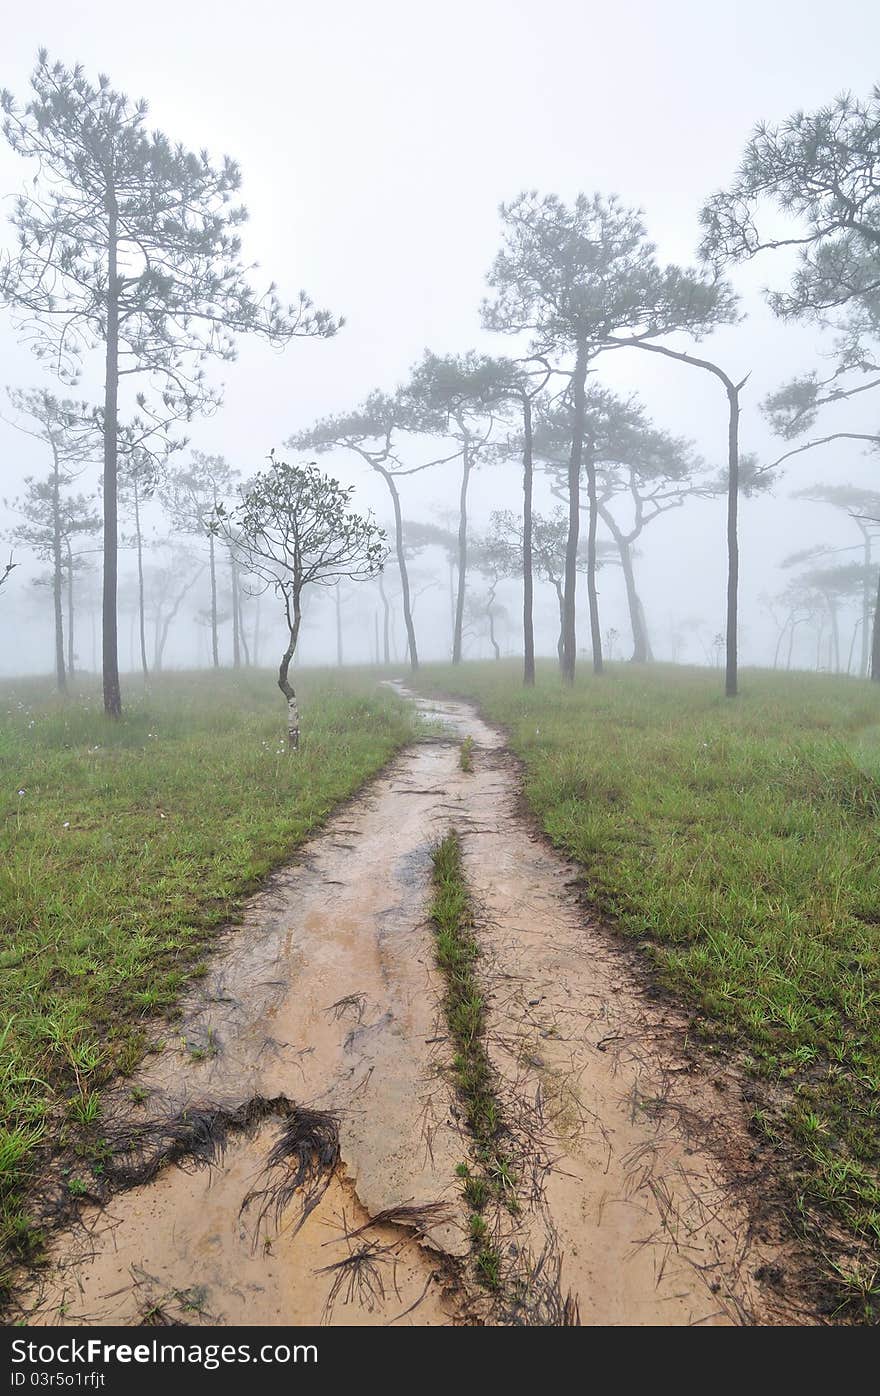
[
  {"left": 0, "top": 668, "right": 413, "bottom": 1279},
  {"left": 419, "top": 660, "right": 880, "bottom": 1304}
]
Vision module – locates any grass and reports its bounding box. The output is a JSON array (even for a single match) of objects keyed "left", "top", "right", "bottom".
[
  {"left": 419, "top": 659, "right": 880, "bottom": 1314},
  {"left": 459, "top": 736, "right": 475, "bottom": 773},
  {"left": 0, "top": 666, "right": 414, "bottom": 1287},
  {"left": 431, "top": 831, "right": 513, "bottom": 1290}
]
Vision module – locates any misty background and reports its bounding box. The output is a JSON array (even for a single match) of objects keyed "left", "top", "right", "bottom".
[{"left": 2, "top": 0, "right": 879, "bottom": 676}]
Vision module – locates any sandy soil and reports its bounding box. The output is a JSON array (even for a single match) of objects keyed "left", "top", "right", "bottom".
[{"left": 14, "top": 688, "right": 808, "bottom": 1326}]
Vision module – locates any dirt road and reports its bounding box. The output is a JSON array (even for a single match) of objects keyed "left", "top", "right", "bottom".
[{"left": 16, "top": 689, "right": 803, "bottom": 1326}]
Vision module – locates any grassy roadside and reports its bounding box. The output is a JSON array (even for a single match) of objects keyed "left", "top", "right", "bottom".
[
  {"left": 419, "top": 660, "right": 880, "bottom": 1314},
  {"left": 0, "top": 667, "right": 414, "bottom": 1284}
]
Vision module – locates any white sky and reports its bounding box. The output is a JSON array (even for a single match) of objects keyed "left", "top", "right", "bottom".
[{"left": 2, "top": 0, "right": 880, "bottom": 673}]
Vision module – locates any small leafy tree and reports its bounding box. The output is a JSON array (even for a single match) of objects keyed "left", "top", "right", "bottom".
[
  {"left": 216, "top": 457, "right": 386, "bottom": 750},
  {"left": 0, "top": 53, "right": 339, "bottom": 717}
]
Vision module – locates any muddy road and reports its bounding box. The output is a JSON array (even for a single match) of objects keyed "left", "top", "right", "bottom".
[{"left": 15, "top": 689, "right": 805, "bottom": 1326}]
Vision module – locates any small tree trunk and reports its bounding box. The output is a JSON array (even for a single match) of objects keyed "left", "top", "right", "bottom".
[
  {"left": 209, "top": 532, "right": 219, "bottom": 668},
  {"left": 253, "top": 593, "right": 261, "bottom": 668},
  {"left": 452, "top": 442, "right": 471, "bottom": 665},
  {"left": 375, "top": 465, "right": 418, "bottom": 673},
  {"left": 562, "top": 342, "right": 588, "bottom": 684},
  {"left": 488, "top": 608, "right": 500, "bottom": 660},
  {"left": 278, "top": 594, "right": 302, "bottom": 751},
  {"left": 521, "top": 392, "right": 535, "bottom": 687},
  {"left": 102, "top": 196, "right": 122, "bottom": 718}
]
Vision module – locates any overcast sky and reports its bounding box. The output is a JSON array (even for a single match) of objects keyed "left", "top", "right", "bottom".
[{"left": 2, "top": 0, "right": 880, "bottom": 674}]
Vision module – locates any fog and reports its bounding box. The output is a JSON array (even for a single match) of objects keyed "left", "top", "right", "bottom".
[{"left": 2, "top": 0, "right": 880, "bottom": 679}]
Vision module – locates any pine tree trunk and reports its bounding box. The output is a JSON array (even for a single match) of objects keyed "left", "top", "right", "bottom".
[
  {"left": 375, "top": 466, "right": 417, "bottom": 671},
  {"left": 562, "top": 342, "right": 588, "bottom": 684},
  {"left": 608, "top": 520, "right": 652, "bottom": 663},
  {"left": 522, "top": 392, "right": 535, "bottom": 687},
  {"left": 102, "top": 196, "right": 122, "bottom": 718},
  {"left": 452, "top": 443, "right": 471, "bottom": 665}
]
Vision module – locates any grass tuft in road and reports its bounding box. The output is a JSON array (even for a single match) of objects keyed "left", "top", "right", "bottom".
[{"left": 431, "top": 830, "right": 515, "bottom": 1290}]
